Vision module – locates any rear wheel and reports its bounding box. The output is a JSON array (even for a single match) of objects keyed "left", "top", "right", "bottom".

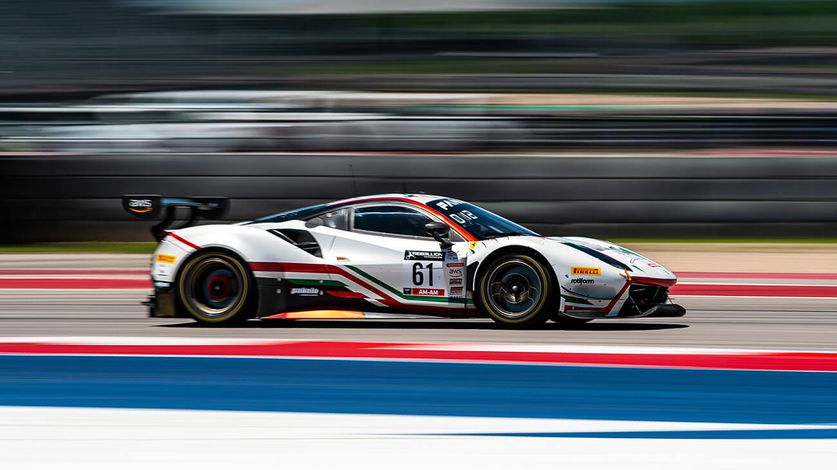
[
  {"left": 477, "top": 254, "right": 552, "bottom": 328},
  {"left": 178, "top": 251, "right": 255, "bottom": 325}
]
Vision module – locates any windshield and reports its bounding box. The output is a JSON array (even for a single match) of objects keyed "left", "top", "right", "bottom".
[
  {"left": 247, "top": 204, "right": 328, "bottom": 224},
  {"left": 427, "top": 198, "right": 538, "bottom": 240}
]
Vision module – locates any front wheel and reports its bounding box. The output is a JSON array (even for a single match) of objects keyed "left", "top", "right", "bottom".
[
  {"left": 477, "top": 254, "right": 552, "bottom": 329},
  {"left": 177, "top": 250, "right": 255, "bottom": 326}
]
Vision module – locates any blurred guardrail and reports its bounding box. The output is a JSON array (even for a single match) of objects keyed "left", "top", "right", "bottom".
[
  {"left": 4, "top": 112, "right": 837, "bottom": 152},
  {"left": 2, "top": 151, "right": 837, "bottom": 242}
]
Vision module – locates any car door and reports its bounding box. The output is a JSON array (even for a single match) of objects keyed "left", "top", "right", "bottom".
[{"left": 320, "top": 203, "right": 468, "bottom": 312}]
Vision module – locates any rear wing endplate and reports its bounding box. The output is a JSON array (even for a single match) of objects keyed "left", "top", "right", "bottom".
[{"left": 122, "top": 195, "right": 229, "bottom": 241}]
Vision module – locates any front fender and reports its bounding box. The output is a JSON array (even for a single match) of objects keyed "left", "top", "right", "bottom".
[{"left": 467, "top": 236, "right": 631, "bottom": 315}]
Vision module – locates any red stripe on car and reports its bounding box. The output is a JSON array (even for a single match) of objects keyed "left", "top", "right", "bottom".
[{"left": 166, "top": 232, "right": 200, "bottom": 250}]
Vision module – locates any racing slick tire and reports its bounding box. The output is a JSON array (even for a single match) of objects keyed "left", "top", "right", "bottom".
[
  {"left": 549, "top": 312, "right": 592, "bottom": 328},
  {"left": 476, "top": 253, "right": 552, "bottom": 329},
  {"left": 177, "top": 250, "right": 256, "bottom": 326}
]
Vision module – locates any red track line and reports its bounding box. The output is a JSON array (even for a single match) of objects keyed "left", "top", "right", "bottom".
[
  {"left": 0, "top": 279, "right": 151, "bottom": 289},
  {"left": 0, "top": 340, "right": 836, "bottom": 372},
  {"left": 0, "top": 270, "right": 148, "bottom": 276},
  {"left": 671, "top": 284, "right": 837, "bottom": 297}
]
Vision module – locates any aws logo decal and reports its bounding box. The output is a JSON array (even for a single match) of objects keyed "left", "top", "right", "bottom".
[
  {"left": 127, "top": 199, "right": 154, "bottom": 213},
  {"left": 122, "top": 195, "right": 161, "bottom": 219}
]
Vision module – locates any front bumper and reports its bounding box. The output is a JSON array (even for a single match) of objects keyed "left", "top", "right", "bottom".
[
  {"left": 618, "top": 283, "right": 685, "bottom": 318},
  {"left": 642, "top": 303, "right": 687, "bottom": 317}
]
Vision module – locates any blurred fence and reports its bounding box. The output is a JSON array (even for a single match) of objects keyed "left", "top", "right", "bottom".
[{"left": 2, "top": 151, "right": 837, "bottom": 242}]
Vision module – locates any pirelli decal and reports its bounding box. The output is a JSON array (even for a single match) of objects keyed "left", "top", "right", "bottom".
[
  {"left": 571, "top": 266, "right": 601, "bottom": 276},
  {"left": 156, "top": 254, "right": 177, "bottom": 264}
]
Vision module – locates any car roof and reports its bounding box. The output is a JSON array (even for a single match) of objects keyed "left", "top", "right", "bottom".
[
  {"left": 247, "top": 194, "right": 454, "bottom": 225},
  {"left": 328, "top": 193, "right": 449, "bottom": 207}
]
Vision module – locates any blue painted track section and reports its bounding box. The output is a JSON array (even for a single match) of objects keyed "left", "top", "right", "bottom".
[
  {"left": 438, "top": 429, "right": 837, "bottom": 439},
  {"left": 1, "top": 356, "right": 836, "bottom": 425}
]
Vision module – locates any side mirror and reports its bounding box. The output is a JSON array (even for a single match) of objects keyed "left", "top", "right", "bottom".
[
  {"left": 425, "top": 222, "right": 453, "bottom": 249},
  {"left": 305, "top": 217, "right": 324, "bottom": 229}
]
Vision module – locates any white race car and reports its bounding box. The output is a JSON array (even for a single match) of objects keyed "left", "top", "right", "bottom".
[{"left": 124, "top": 193, "right": 684, "bottom": 328}]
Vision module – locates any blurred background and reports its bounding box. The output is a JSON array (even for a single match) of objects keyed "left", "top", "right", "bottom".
[{"left": 2, "top": 0, "right": 837, "bottom": 242}]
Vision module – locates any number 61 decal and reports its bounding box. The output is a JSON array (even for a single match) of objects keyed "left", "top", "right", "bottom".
[{"left": 412, "top": 262, "right": 434, "bottom": 286}]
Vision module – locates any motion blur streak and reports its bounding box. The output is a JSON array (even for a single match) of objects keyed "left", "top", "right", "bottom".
[{"left": 4, "top": 2, "right": 837, "bottom": 241}]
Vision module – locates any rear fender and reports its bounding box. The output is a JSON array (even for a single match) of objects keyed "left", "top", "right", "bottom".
[{"left": 151, "top": 223, "right": 319, "bottom": 284}]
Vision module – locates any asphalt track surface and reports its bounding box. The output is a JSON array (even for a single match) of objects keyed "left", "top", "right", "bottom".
[
  {"left": 0, "top": 289, "right": 834, "bottom": 350},
  {"left": 1, "top": 253, "right": 836, "bottom": 350}
]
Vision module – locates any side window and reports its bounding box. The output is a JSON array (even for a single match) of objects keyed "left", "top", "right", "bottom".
[
  {"left": 353, "top": 205, "right": 435, "bottom": 238},
  {"left": 305, "top": 208, "right": 348, "bottom": 230},
  {"left": 321, "top": 208, "right": 348, "bottom": 230}
]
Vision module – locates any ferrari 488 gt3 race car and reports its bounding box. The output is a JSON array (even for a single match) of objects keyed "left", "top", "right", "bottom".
[{"left": 124, "top": 193, "right": 685, "bottom": 328}]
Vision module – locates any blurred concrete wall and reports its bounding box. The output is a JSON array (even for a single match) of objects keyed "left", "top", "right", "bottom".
[{"left": 2, "top": 152, "right": 836, "bottom": 242}]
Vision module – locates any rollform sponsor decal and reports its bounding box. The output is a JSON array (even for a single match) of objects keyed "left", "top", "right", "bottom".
[
  {"left": 404, "top": 251, "right": 444, "bottom": 261},
  {"left": 562, "top": 284, "right": 615, "bottom": 301},
  {"left": 570, "top": 277, "right": 595, "bottom": 285}
]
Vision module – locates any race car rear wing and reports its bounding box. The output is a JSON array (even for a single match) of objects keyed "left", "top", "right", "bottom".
[{"left": 122, "top": 195, "right": 229, "bottom": 241}]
